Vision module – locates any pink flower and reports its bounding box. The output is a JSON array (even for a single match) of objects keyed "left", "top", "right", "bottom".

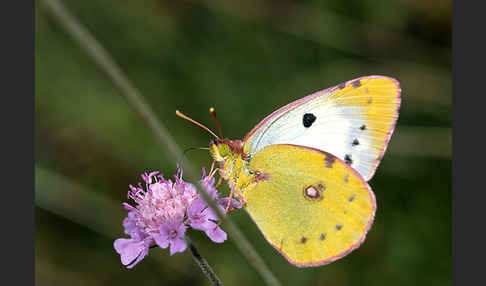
[{"left": 114, "top": 167, "right": 238, "bottom": 268}]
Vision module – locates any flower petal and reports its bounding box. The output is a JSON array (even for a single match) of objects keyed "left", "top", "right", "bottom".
[
  {"left": 153, "top": 233, "right": 170, "bottom": 249},
  {"left": 114, "top": 238, "right": 145, "bottom": 266},
  {"left": 218, "top": 197, "right": 243, "bottom": 210},
  {"left": 202, "top": 206, "right": 219, "bottom": 221},
  {"left": 114, "top": 238, "right": 132, "bottom": 254},
  {"left": 176, "top": 221, "right": 187, "bottom": 237},
  {"left": 201, "top": 180, "right": 219, "bottom": 199},
  {"left": 187, "top": 198, "right": 206, "bottom": 217},
  {"left": 158, "top": 221, "right": 172, "bottom": 236},
  {"left": 127, "top": 240, "right": 151, "bottom": 269},
  {"left": 205, "top": 226, "right": 227, "bottom": 243},
  {"left": 122, "top": 212, "right": 142, "bottom": 238},
  {"left": 169, "top": 238, "right": 188, "bottom": 255},
  {"left": 190, "top": 219, "right": 215, "bottom": 232}
]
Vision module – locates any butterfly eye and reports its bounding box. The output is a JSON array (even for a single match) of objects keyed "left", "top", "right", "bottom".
[{"left": 218, "top": 144, "right": 230, "bottom": 157}]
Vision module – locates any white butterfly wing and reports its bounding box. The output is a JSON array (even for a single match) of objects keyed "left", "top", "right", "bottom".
[{"left": 243, "top": 76, "right": 401, "bottom": 181}]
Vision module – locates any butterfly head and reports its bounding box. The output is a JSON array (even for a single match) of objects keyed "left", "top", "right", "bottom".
[
  {"left": 209, "top": 139, "right": 244, "bottom": 162},
  {"left": 209, "top": 140, "right": 229, "bottom": 162}
]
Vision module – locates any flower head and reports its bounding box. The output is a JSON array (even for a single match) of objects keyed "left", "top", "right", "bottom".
[{"left": 114, "top": 167, "right": 240, "bottom": 268}]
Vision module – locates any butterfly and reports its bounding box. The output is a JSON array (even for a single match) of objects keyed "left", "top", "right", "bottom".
[{"left": 177, "top": 75, "right": 401, "bottom": 267}]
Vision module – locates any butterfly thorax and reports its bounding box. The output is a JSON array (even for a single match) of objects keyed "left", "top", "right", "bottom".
[{"left": 209, "top": 139, "right": 255, "bottom": 191}]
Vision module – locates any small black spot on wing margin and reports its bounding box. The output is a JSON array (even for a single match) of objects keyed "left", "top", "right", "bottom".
[
  {"left": 324, "top": 156, "right": 335, "bottom": 168},
  {"left": 344, "top": 154, "right": 353, "bottom": 165}
]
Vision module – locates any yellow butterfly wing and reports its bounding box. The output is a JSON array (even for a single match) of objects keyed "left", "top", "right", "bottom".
[{"left": 242, "top": 144, "right": 375, "bottom": 266}]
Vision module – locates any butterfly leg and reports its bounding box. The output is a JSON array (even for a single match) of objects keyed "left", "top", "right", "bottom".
[
  {"left": 209, "top": 167, "right": 224, "bottom": 187},
  {"left": 215, "top": 185, "right": 237, "bottom": 228},
  {"left": 224, "top": 183, "right": 236, "bottom": 213},
  {"left": 208, "top": 160, "right": 217, "bottom": 177},
  {"left": 207, "top": 160, "right": 225, "bottom": 187},
  {"left": 237, "top": 193, "right": 247, "bottom": 207},
  {"left": 208, "top": 167, "right": 220, "bottom": 179},
  {"left": 215, "top": 175, "right": 224, "bottom": 188}
]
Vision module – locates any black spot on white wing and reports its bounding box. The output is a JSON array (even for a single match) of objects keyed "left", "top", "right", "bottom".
[
  {"left": 344, "top": 154, "right": 353, "bottom": 165},
  {"left": 360, "top": 124, "right": 366, "bottom": 130},
  {"left": 352, "top": 139, "right": 360, "bottom": 146},
  {"left": 302, "top": 113, "right": 317, "bottom": 128}
]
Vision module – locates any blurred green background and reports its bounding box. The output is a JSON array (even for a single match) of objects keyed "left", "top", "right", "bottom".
[{"left": 35, "top": 0, "right": 451, "bottom": 285}]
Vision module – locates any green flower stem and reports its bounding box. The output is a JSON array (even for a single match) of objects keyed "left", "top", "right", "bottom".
[
  {"left": 39, "top": 1, "right": 281, "bottom": 285},
  {"left": 186, "top": 237, "right": 224, "bottom": 286}
]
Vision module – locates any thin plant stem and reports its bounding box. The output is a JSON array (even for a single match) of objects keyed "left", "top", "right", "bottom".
[
  {"left": 39, "top": 1, "right": 281, "bottom": 286},
  {"left": 186, "top": 237, "right": 224, "bottom": 286}
]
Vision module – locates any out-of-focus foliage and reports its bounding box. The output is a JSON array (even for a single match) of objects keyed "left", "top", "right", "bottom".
[{"left": 35, "top": 0, "right": 451, "bottom": 285}]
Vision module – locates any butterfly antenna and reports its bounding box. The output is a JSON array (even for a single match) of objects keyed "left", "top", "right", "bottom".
[
  {"left": 178, "top": 146, "right": 210, "bottom": 165},
  {"left": 183, "top": 146, "right": 209, "bottom": 156},
  {"left": 209, "top": 107, "right": 224, "bottom": 141},
  {"left": 176, "top": 110, "right": 220, "bottom": 140}
]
